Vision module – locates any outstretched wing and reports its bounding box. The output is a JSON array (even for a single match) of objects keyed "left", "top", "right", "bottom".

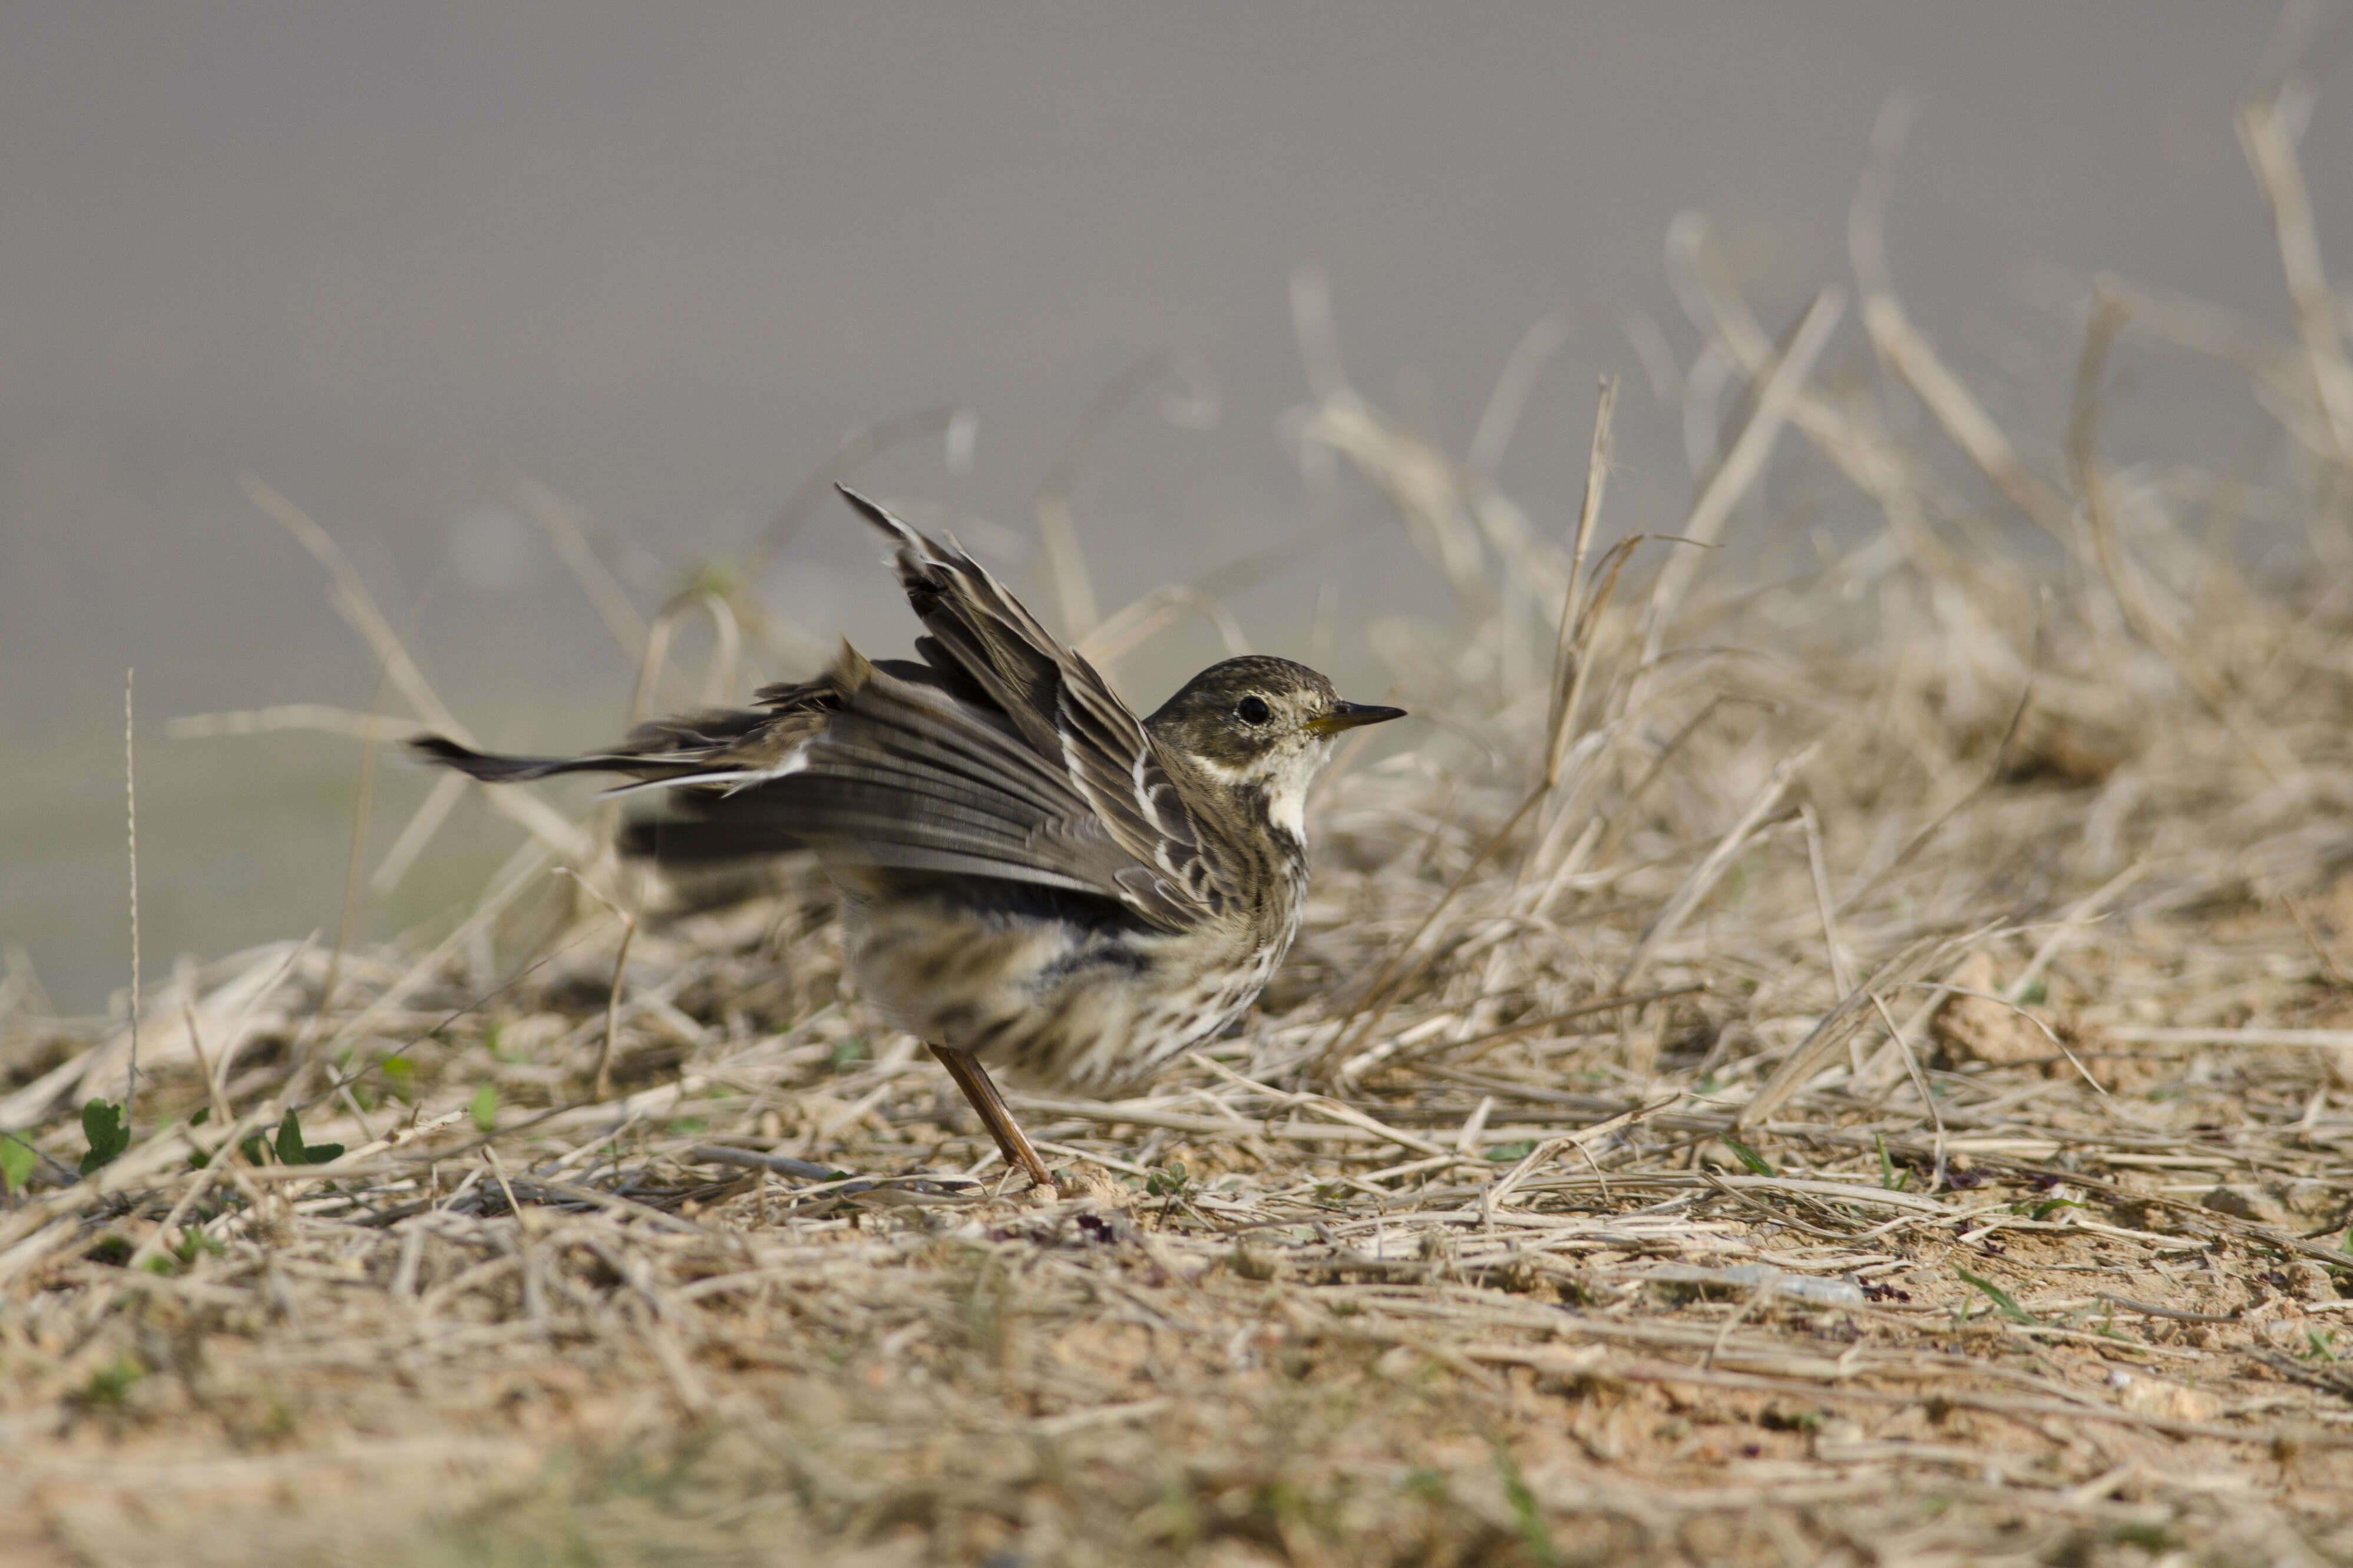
[
  {"left": 835, "top": 485, "right": 1230, "bottom": 918},
  {"left": 414, "top": 647, "right": 1202, "bottom": 931}
]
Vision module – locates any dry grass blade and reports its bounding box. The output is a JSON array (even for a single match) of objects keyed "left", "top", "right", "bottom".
[
  {"left": 1619, "top": 742, "right": 1816, "bottom": 993},
  {"left": 1737, "top": 933, "right": 1949, "bottom": 1129},
  {"left": 501, "top": 470, "right": 652, "bottom": 659},
  {"left": 237, "top": 473, "right": 593, "bottom": 864},
  {"left": 1545, "top": 375, "right": 1618, "bottom": 786},
  {"left": 2239, "top": 72, "right": 2353, "bottom": 457},
  {"left": 2070, "top": 295, "right": 2298, "bottom": 782},
  {"left": 741, "top": 404, "right": 972, "bottom": 581},
  {"left": 1036, "top": 349, "right": 1218, "bottom": 641},
  {"left": 1638, "top": 286, "right": 1843, "bottom": 671}
]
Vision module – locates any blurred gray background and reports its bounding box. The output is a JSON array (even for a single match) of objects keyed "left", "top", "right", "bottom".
[{"left": 1, "top": 2, "right": 2337, "bottom": 1011}]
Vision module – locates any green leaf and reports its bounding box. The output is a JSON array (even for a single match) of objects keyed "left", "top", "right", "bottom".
[
  {"left": 189, "top": 1106, "right": 210, "bottom": 1126},
  {"left": 1955, "top": 1266, "right": 2038, "bottom": 1325},
  {"left": 1400, "top": 1466, "right": 1449, "bottom": 1503},
  {"left": 80, "top": 1354, "right": 143, "bottom": 1407},
  {"left": 79, "top": 1099, "right": 131, "bottom": 1177},
  {"left": 0, "top": 1134, "right": 36, "bottom": 1194},
  {"left": 239, "top": 1134, "right": 271, "bottom": 1166},
  {"left": 1875, "top": 1133, "right": 1896, "bottom": 1190},
  {"left": 469, "top": 1082, "right": 498, "bottom": 1133},
  {"left": 1718, "top": 1134, "right": 1777, "bottom": 1177},
  {"left": 273, "top": 1109, "right": 343, "bottom": 1166},
  {"left": 378, "top": 1056, "right": 416, "bottom": 1104},
  {"left": 1493, "top": 1444, "right": 1562, "bottom": 1568}
]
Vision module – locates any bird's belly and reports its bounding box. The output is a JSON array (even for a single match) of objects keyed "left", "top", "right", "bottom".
[{"left": 844, "top": 894, "right": 1284, "bottom": 1095}]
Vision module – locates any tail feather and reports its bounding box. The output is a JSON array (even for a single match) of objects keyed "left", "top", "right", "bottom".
[{"left": 407, "top": 735, "right": 627, "bottom": 783}]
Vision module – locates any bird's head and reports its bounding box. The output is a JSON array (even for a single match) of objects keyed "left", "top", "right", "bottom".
[{"left": 1144, "top": 656, "right": 1404, "bottom": 843}]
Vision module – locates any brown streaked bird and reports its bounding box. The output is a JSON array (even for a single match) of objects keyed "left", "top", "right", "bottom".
[{"left": 413, "top": 487, "right": 1404, "bottom": 1190}]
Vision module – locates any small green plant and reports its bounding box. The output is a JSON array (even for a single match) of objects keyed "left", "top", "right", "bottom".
[
  {"left": 1724, "top": 848, "right": 1763, "bottom": 907},
  {"left": 1145, "top": 1162, "right": 1191, "bottom": 1199},
  {"left": 1483, "top": 1139, "right": 1537, "bottom": 1162},
  {"left": 142, "top": 1228, "right": 224, "bottom": 1276},
  {"left": 1149, "top": 1476, "right": 1202, "bottom": 1552},
  {"left": 829, "top": 1036, "right": 868, "bottom": 1070},
  {"left": 377, "top": 1054, "right": 417, "bottom": 1103},
  {"left": 85, "top": 1233, "right": 134, "bottom": 1266},
  {"left": 1873, "top": 1132, "right": 1911, "bottom": 1190},
  {"left": 2015, "top": 978, "right": 2048, "bottom": 1005},
  {"left": 2301, "top": 1328, "right": 2337, "bottom": 1362},
  {"left": 0, "top": 1132, "right": 37, "bottom": 1194},
  {"left": 1493, "top": 1443, "right": 1562, "bottom": 1568},
  {"left": 78, "top": 1099, "right": 130, "bottom": 1177},
  {"left": 470, "top": 1082, "right": 499, "bottom": 1133},
  {"left": 1955, "top": 1266, "right": 2037, "bottom": 1325},
  {"left": 80, "top": 1353, "right": 144, "bottom": 1408},
  {"left": 1718, "top": 1134, "right": 1777, "bottom": 1177},
  {"left": 273, "top": 1109, "right": 343, "bottom": 1166},
  {"left": 334, "top": 1050, "right": 378, "bottom": 1112}
]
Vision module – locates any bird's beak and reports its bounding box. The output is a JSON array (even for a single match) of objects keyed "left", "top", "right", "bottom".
[{"left": 1307, "top": 700, "right": 1407, "bottom": 736}]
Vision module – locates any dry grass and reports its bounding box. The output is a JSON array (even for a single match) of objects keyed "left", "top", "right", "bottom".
[{"left": 13, "top": 60, "right": 2353, "bottom": 1568}]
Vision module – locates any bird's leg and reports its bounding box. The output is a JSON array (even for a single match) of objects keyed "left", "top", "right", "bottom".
[{"left": 928, "top": 1044, "right": 1053, "bottom": 1190}]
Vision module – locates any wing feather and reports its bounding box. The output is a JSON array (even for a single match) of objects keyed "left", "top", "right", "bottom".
[
  {"left": 835, "top": 485, "right": 1233, "bottom": 916},
  {"left": 414, "top": 489, "right": 1233, "bottom": 931},
  {"left": 652, "top": 658, "right": 1195, "bottom": 928}
]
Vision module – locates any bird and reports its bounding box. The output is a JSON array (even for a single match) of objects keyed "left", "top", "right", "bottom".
[{"left": 412, "top": 487, "right": 1404, "bottom": 1190}]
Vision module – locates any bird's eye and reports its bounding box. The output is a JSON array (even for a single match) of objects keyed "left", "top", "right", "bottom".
[{"left": 1235, "top": 695, "right": 1272, "bottom": 725}]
